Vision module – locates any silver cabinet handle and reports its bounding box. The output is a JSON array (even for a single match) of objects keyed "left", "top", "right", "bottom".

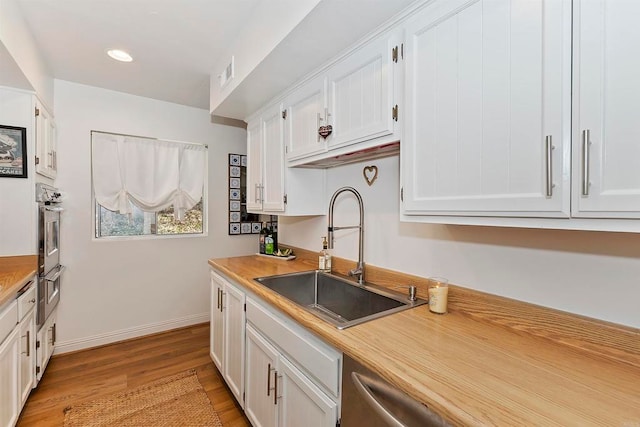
[
  {"left": 216, "top": 288, "right": 221, "bottom": 310},
  {"left": 254, "top": 183, "right": 259, "bottom": 203},
  {"left": 545, "top": 135, "right": 554, "bottom": 197},
  {"left": 582, "top": 129, "right": 591, "bottom": 196},
  {"left": 267, "top": 363, "right": 273, "bottom": 396},
  {"left": 21, "top": 331, "right": 30, "bottom": 357}
]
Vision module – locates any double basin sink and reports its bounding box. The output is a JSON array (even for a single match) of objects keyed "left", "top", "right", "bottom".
[{"left": 254, "top": 270, "right": 426, "bottom": 329}]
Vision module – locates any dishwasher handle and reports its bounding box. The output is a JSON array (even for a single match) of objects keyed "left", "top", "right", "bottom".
[{"left": 351, "top": 372, "right": 449, "bottom": 427}]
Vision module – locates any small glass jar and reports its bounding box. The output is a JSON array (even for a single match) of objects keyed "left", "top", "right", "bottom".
[{"left": 428, "top": 277, "right": 449, "bottom": 314}]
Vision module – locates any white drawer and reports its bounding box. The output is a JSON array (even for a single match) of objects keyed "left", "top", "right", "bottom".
[
  {"left": 17, "top": 281, "right": 37, "bottom": 321},
  {"left": 247, "top": 297, "right": 341, "bottom": 397},
  {"left": 0, "top": 300, "right": 18, "bottom": 344}
]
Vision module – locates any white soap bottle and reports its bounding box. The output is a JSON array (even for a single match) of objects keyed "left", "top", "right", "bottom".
[{"left": 319, "top": 236, "right": 332, "bottom": 272}]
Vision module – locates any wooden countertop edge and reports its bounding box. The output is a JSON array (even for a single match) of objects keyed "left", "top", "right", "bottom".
[
  {"left": 0, "top": 255, "right": 38, "bottom": 308},
  {"left": 208, "top": 254, "right": 640, "bottom": 426}
]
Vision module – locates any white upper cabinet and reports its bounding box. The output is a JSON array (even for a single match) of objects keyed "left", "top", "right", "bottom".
[
  {"left": 246, "top": 119, "right": 263, "bottom": 213},
  {"left": 262, "top": 104, "right": 286, "bottom": 212},
  {"left": 402, "top": 0, "right": 570, "bottom": 218},
  {"left": 572, "top": 0, "right": 640, "bottom": 218},
  {"left": 284, "top": 76, "right": 327, "bottom": 162},
  {"left": 247, "top": 104, "right": 325, "bottom": 216},
  {"left": 325, "top": 29, "right": 399, "bottom": 151},
  {"left": 34, "top": 100, "right": 57, "bottom": 180},
  {"left": 284, "top": 28, "right": 403, "bottom": 167}
]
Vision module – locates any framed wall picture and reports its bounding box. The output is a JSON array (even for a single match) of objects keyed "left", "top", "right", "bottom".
[{"left": 0, "top": 125, "right": 27, "bottom": 178}]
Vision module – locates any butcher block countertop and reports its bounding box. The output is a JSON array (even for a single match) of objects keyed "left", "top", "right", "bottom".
[
  {"left": 0, "top": 255, "right": 38, "bottom": 308},
  {"left": 209, "top": 251, "right": 640, "bottom": 426}
]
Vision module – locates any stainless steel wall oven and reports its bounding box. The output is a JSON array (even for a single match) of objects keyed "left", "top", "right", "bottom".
[{"left": 36, "top": 183, "right": 64, "bottom": 329}]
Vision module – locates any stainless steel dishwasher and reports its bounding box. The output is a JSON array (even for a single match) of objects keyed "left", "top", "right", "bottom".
[{"left": 341, "top": 354, "right": 450, "bottom": 427}]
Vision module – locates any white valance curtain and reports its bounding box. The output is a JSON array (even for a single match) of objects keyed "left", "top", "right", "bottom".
[{"left": 91, "top": 131, "right": 207, "bottom": 220}]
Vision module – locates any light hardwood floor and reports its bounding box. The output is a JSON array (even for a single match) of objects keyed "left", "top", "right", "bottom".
[{"left": 17, "top": 323, "right": 250, "bottom": 426}]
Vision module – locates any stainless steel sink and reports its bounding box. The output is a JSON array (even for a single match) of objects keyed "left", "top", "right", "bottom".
[{"left": 254, "top": 270, "right": 426, "bottom": 329}]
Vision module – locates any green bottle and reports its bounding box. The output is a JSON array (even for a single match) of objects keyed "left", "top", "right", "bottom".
[{"left": 265, "top": 233, "right": 274, "bottom": 255}]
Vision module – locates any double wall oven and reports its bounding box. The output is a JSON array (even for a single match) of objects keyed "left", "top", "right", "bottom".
[{"left": 35, "top": 183, "right": 64, "bottom": 379}]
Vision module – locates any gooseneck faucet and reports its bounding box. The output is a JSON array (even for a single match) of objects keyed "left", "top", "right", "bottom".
[{"left": 327, "top": 186, "right": 365, "bottom": 285}]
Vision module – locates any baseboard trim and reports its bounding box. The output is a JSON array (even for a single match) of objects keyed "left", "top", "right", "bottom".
[{"left": 54, "top": 312, "right": 209, "bottom": 354}]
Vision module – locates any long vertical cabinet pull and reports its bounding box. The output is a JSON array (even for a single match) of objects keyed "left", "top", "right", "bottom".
[
  {"left": 582, "top": 129, "right": 591, "bottom": 196},
  {"left": 273, "top": 370, "right": 279, "bottom": 405},
  {"left": 22, "top": 331, "right": 30, "bottom": 356},
  {"left": 545, "top": 136, "right": 554, "bottom": 197},
  {"left": 219, "top": 291, "right": 225, "bottom": 312},
  {"left": 267, "top": 363, "right": 272, "bottom": 396},
  {"left": 216, "top": 288, "right": 221, "bottom": 310}
]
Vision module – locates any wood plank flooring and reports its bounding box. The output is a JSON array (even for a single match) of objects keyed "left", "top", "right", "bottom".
[{"left": 17, "top": 323, "right": 250, "bottom": 427}]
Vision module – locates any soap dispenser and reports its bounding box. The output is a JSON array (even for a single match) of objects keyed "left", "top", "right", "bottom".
[{"left": 319, "top": 236, "right": 332, "bottom": 272}]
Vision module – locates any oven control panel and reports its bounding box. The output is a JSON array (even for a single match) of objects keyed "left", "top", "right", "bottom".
[{"left": 36, "top": 182, "right": 62, "bottom": 204}]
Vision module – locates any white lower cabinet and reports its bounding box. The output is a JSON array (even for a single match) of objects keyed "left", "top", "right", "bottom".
[
  {"left": 0, "top": 280, "right": 38, "bottom": 427},
  {"left": 209, "top": 268, "right": 341, "bottom": 427},
  {"left": 245, "top": 325, "right": 338, "bottom": 427},
  {"left": 277, "top": 356, "right": 338, "bottom": 427},
  {"left": 36, "top": 308, "right": 56, "bottom": 384},
  {"left": 0, "top": 326, "right": 19, "bottom": 427},
  {"left": 245, "top": 325, "right": 278, "bottom": 427},
  {"left": 18, "top": 306, "right": 36, "bottom": 406},
  {"left": 210, "top": 270, "right": 245, "bottom": 408}
]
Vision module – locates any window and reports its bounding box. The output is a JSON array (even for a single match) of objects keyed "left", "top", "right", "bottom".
[
  {"left": 96, "top": 200, "right": 204, "bottom": 237},
  {"left": 91, "top": 131, "right": 207, "bottom": 239}
]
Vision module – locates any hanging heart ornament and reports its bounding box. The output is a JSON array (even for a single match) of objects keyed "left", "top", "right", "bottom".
[
  {"left": 318, "top": 125, "right": 333, "bottom": 139},
  {"left": 363, "top": 165, "right": 378, "bottom": 186}
]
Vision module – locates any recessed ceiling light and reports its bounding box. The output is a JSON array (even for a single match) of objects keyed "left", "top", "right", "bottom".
[{"left": 107, "top": 49, "right": 133, "bottom": 62}]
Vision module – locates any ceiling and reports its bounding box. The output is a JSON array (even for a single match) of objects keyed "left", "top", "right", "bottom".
[
  {"left": 16, "top": 0, "right": 261, "bottom": 109},
  {"left": 16, "top": 0, "right": 417, "bottom": 113}
]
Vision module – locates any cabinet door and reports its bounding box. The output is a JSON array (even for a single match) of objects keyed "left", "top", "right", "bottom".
[
  {"left": 36, "top": 309, "right": 56, "bottom": 383},
  {"left": 572, "top": 0, "right": 640, "bottom": 218},
  {"left": 19, "top": 309, "right": 36, "bottom": 406},
  {"left": 402, "top": 0, "right": 570, "bottom": 218},
  {"left": 284, "top": 76, "right": 327, "bottom": 161},
  {"left": 261, "top": 104, "right": 286, "bottom": 212},
  {"left": 210, "top": 273, "right": 224, "bottom": 371},
  {"left": 245, "top": 325, "right": 278, "bottom": 427},
  {"left": 278, "top": 357, "right": 338, "bottom": 427},
  {"left": 223, "top": 280, "right": 245, "bottom": 407},
  {"left": 35, "top": 102, "right": 57, "bottom": 180},
  {"left": 247, "top": 118, "right": 264, "bottom": 213},
  {"left": 0, "top": 328, "right": 19, "bottom": 427},
  {"left": 326, "top": 30, "right": 397, "bottom": 150}
]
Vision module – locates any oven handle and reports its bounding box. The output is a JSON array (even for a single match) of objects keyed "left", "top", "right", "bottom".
[
  {"left": 45, "top": 206, "right": 64, "bottom": 212},
  {"left": 43, "top": 265, "right": 66, "bottom": 282}
]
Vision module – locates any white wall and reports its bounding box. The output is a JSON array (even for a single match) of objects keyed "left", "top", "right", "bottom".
[
  {"left": 54, "top": 80, "right": 256, "bottom": 352},
  {"left": 0, "top": 87, "right": 36, "bottom": 256},
  {"left": 0, "top": 0, "right": 53, "bottom": 108},
  {"left": 280, "top": 155, "right": 640, "bottom": 329}
]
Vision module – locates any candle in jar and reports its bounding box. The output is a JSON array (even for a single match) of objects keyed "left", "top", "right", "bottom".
[{"left": 428, "top": 278, "right": 449, "bottom": 314}]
